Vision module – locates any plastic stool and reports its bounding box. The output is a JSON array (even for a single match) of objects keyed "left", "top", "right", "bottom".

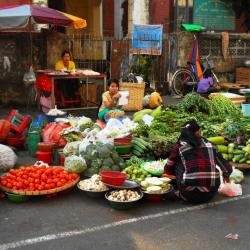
[{"left": 7, "top": 109, "right": 31, "bottom": 134}]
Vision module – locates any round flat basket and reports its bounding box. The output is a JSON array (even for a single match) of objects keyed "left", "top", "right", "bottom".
[{"left": 0, "top": 173, "right": 80, "bottom": 196}]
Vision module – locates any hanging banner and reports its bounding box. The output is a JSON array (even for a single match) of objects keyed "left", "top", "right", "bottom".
[{"left": 132, "top": 24, "right": 163, "bottom": 55}]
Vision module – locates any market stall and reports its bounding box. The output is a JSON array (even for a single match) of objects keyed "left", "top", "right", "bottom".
[
  {"left": 36, "top": 69, "right": 106, "bottom": 111},
  {"left": 0, "top": 92, "right": 246, "bottom": 206}
]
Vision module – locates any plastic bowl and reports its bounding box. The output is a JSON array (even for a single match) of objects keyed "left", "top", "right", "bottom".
[
  {"left": 114, "top": 137, "right": 132, "bottom": 146},
  {"left": 142, "top": 185, "right": 174, "bottom": 202},
  {"left": 105, "top": 189, "right": 143, "bottom": 210},
  {"left": 5, "top": 192, "right": 30, "bottom": 203},
  {"left": 37, "top": 142, "right": 55, "bottom": 152},
  {"left": 45, "top": 112, "right": 67, "bottom": 123},
  {"left": 99, "top": 171, "right": 128, "bottom": 186},
  {"left": 114, "top": 145, "right": 132, "bottom": 154}
]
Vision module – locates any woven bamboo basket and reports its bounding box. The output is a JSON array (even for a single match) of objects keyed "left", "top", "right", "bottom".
[
  {"left": 230, "top": 162, "right": 250, "bottom": 170},
  {"left": 0, "top": 167, "right": 80, "bottom": 196},
  {"left": 119, "top": 82, "right": 145, "bottom": 111}
]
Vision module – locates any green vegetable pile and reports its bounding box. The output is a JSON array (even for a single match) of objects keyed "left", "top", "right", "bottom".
[{"left": 80, "top": 142, "right": 126, "bottom": 177}]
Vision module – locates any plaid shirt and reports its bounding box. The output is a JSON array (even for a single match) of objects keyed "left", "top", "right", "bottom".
[{"left": 165, "top": 138, "right": 232, "bottom": 192}]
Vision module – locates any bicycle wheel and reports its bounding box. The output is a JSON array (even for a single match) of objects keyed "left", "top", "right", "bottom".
[{"left": 172, "top": 69, "right": 196, "bottom": 95}]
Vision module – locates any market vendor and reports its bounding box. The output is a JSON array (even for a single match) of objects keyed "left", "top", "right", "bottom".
[
  {"left": 55, "top": 50, "right": 79, "bottom": 100},
  {"left": 98, "top": 79, "right": 125, "bottom": 122},
  {"left": 164, "top": 120, "right": 232, "bottom": 203},
  {"left": 197, "top": 69, "right": 220, "bottom": 95}
]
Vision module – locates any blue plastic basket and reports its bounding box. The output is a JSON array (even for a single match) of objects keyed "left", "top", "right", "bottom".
[{"left": 241, "top": 103, "right": 250, "bottom": 117}]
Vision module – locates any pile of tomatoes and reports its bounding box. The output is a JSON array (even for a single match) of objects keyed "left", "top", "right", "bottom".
[{"left": 0, "top": 166, "right": 79, "bottom": 191}]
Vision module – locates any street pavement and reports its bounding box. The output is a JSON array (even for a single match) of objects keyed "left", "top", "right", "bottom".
[{"left": 1, "top": 148, "right": 250, "bottom": 250}]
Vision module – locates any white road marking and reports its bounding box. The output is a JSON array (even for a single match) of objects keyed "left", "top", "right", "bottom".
[{"left": 1, "top": 194, "right": 250, "bottom": 250}]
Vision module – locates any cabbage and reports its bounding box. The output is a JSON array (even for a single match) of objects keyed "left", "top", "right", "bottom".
[
  {"left": 63, "top": 141, "right": 81, "bottom": 156},
  {"left": 229, "top": 168, "right": 244, "bottom": 184},
  {"left": 64, "top": 155, "right": 87, "bottom": 173}
]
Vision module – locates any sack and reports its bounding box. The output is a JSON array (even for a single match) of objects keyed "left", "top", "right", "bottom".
[
  {"left": 218, "top": 182, "right": 242, "bottom": 197},
  {"left": 42, "top": 123, "right": 70, "bottom": 147},
  {"left": 23, "top": 66, "right": 36, "bottom": 87}
]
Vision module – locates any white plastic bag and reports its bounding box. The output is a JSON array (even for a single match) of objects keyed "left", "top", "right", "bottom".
[
  {"left": 218, "top": 182, "right": 242, "bottom": 197},
  {"left": 23, "top": 66, "right": 36, "bottom": 87}
]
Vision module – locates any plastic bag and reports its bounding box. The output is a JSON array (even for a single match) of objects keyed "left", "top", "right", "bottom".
[
  {"left": 63, "top": 141, "right": 81, "bottom": 156},
  {"left": 23, "top": 66, "right": 36, "bottom": 87},
  {"left": 42, "top": 123, "right": 70, "bottom": 147},
  {"left": 0, "top": 144, "right": 17, "bottom": 171},
  {"left": 218, "top": 182, "right": 242, "bottom": 197},
  {"left": 64, "top": 155, "right": 87, "bottom": 173}
]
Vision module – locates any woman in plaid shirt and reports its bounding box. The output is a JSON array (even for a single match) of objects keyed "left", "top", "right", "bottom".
[{"left": 164, "top": 120, "right": 232, "bottom": 203}]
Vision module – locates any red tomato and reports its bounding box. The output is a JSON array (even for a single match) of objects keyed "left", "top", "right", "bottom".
[
  {"left": 1, "top": 180, "right": 7, "bottom": 186},
  {"left": 44, "top": 184, "right": 51, "bottom": 190},
  {"left": 57, "top": 181, "right": 63, "bottom": 187},
  {"left": 6, "top": 183, "right": 13, "bottom": 189},
  {"left": 49, "top": 183, "right": 56, "bottom": 189},
  {"left": 38, "top": 185, "right": 44, "bottom": 191},
  {"left": 28, "top": 177, "right": 34, "bottom": 183},
  {"left": 34, "top": 178, "right": 40, "bottom": 184}
]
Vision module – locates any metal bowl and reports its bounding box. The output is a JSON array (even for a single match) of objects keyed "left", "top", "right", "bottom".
[
  {"left": 105, "top": 189, "right": 143, "bottom": 210},
  {"left": 77, "top": 183, "right": 108, "bottom": 198}
]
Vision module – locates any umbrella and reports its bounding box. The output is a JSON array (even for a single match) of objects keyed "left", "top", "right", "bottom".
[{"left": 0, "top": 4, "right": 87, "bottom": 30}]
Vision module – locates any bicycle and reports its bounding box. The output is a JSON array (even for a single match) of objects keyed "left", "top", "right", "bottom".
[{"left": 171, "top": 54, "right": 219, "bottom": 96}]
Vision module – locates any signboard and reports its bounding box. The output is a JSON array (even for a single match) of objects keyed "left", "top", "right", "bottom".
[
  {"left": 193, "top": 0, "right": 236, "bottom": 31},
  {"left": 132, "top": 24, "right": 163, "bottom": 55}
]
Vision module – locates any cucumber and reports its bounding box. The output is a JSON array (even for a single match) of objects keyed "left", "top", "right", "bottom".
[
  {"left": 132, "top": 149, "right": 142, "bottom": 157},
  {"left": 132, "top": 145, "right": 145, "bottom": 154},
  {"left": 233, "top": 149, "right": 245, "bottom": 155},
  {"left": 233, "top": 154, "right": 244, "bottom": 163},
  {"left": 207, "top": 136, "right": 225, "bottom": 145},
  {"left": 222, "top": 153, "right": 229, "bottom": 160},
  {"left": 132, "top": 139, "right": 147, "bottom": 151},
  {"left": 239, "top": 157, "right": 247, "bottom": 163},
  {"left": 228, "top": 154, "right": 234, "bottom": 160},
  {"left": 217, "top": 145, "right": 228, "bottom": 153},
  {"left": 134, "top": 137, "right": 149, "bottom": 148}
]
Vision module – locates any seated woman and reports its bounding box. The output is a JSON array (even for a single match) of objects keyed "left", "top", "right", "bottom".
[
  {"left": 55, "top": 50, "right": 79, "bottom": 101},
  {"left": 164, "top": 120, "right": 232, "bottom": 203},
  {"left": 98, "top": 79, "right": 124, "bottom": 122},
  {"left": 197, "top": 69, "right": 220, "bottom": 95}
]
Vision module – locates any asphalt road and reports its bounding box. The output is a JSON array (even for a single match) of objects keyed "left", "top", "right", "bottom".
[{"left": 1, "top": 171, "right": 250, "bottom": 250}]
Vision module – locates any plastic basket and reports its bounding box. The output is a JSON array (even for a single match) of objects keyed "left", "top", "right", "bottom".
[
  {"left": 119, "top": 82, "right": 145, "bottom": 111},
  {"left": 242, "top": 103, "right": 250, "bottom": 117}
]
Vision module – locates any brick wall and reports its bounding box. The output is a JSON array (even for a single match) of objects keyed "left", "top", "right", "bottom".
[{"left": 149, "top": 0, "right": 174, "bottom": 33}]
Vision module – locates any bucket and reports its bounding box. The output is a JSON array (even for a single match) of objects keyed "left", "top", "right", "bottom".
[
  {"left": 36, "top": 151, "right": 52, "bottom": 165},
  {"left": 27, "top": 128, "right": 41, "bottom": 157},
  {"left": 241, "top": 103, "right": 250, "bottom": 117}
]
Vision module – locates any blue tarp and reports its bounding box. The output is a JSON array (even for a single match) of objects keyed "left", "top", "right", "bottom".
[{"left": 132, "top": 24, "right": 163, "bottom": 55}]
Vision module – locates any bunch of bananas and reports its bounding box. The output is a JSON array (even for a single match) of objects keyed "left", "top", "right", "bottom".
[{"left": 132, "top": 137, "right": 152, "bottom": 157}]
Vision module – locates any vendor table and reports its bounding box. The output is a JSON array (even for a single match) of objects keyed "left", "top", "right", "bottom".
[{"left": 43, "top": 72, "right": 106, "bottom": 110}]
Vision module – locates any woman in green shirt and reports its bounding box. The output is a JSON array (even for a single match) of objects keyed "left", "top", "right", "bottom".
[{"left": 98, "top": 79, "right": 124, "bottom": 121}]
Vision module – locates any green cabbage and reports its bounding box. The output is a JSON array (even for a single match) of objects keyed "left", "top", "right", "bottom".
[
  {"left": 229, "top": 168, "right": 244, "bottom": 184},
  {"left": 64, "top": 155, "right": 87, "bottom": 173}
]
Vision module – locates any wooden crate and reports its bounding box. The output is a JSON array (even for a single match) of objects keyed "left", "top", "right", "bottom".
[
  {"left": 236, "top": 67, "right": 250, "bottom": 85},
  {"left": 79, "top": 83, "right": 97, "bottom": 107}
]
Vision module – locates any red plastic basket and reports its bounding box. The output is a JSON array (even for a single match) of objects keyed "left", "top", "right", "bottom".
[{"left": 99, "top": 171, "right": 128, "bottom": 186}]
